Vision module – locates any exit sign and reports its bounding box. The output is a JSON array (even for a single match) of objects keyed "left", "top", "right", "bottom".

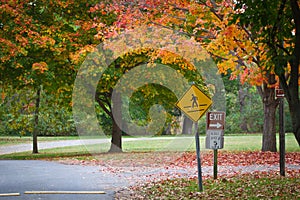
[
  {"left": 206, "top": 111, "right": 225, "bottom": 150},
  {"left": 275, "top": 88, "right": 285, "bottom": 98},
  {"left": 206, "top": 111, "right": 225, "bottom": 130}
]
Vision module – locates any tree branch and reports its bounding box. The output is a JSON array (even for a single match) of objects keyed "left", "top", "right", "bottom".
[
  {"left": 95, "top": 92, "right": 112, "bottom": 117},
  {"left": 269, "top": 0, "right": 287, "bottom": 56},
  {"left": 150, "top": 21, "right": 216, "bottom": 39},
  {"left": 289, "top": 0, "right": 300, "bottom": 98}
]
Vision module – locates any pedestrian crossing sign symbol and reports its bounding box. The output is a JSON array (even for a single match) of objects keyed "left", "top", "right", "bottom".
[{"left": 176, "top": 84, "right": 212, "bottom": 122}]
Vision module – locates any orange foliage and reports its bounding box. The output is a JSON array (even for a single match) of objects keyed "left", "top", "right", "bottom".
[
  {"left": 32, "top": 62, "right": 48, "bottom": 74},
  {"left": 99, "top": 0, "right": 276, "bottom": 87}
]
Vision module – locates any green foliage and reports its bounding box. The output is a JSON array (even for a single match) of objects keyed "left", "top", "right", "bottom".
[
  {"left": 233, "top": 0, "right": 300, "bottom": 146},
  {"left": 222, "top": 74, "right": 264, "bottom": 134},
  {"left": 95, "top": 102, "right": 112, "bottom": 136},
  {"left": 0, "top": 0, "right": 120, "bottom": 140},
  {"left": 233, "top": 0, "right": 294, "bottom": 70},
  {"left": 128, "top": 84, "right": 178, "bottom": 127},
  {"left": 0, "top": 87, "right": 76, "bottom": 136},
  {"left": 94, "top": 48, "right": 208, "bottom": 136}
]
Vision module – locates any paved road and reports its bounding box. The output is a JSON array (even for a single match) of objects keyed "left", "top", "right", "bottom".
[
  {"left": 0, "top": 160, "right": 128, "bottom": 200},
  {"left": 1, "top": 139, "right": 299, "bottom": 199},
  {"left": 0, "top": 137, "right": 192, "bottom": 199},
  {"left": 1, "top": 159, "right": 299, "bottom": 200},
  {"left": 0, "top": 139, "right": 109, "bottom": 155}
]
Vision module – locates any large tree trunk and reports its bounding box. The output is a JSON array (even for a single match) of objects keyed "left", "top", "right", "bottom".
[
  {"left": 257, "top": 75, "right": 279, "bottom": 152},
  {"left": 289, "top": 0, "right": 300, "bottom": 146},
  {"left": 278, "top": 71, "right": 300, "bottom": 146},
  {"left": 278, "top": 54, "right": 300, "bottom": 146},
  {"left": 262, "top": 100, "right": 277, "bottom": 152},
  {"left": 109, "top": 91, "right": 122, "bottom": 153},
  {"left": 32, "top": 86, "right": 41, "bottom": 154},
  {"left": 286, "top": 92, "right": 300, "bottom": 145}
]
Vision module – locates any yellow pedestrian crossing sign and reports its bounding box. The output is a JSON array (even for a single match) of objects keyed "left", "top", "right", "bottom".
[{"left": 176, "top": 85, "right": 212, "bottom": 122}]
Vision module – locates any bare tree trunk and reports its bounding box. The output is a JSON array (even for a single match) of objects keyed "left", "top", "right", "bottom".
[
  {"left": 257, "top": 76, "right": 279, "bottom": 152},
  {"left": 289, "top": 0, "right": 300, "bottom": 146},
  {"left": 32, "top": 86, "right": 41, "bottom": 154},
  {"left": 287, "top": 96, "right": 300, "bottom": 145},
  {"left": 182, "top": 115, "right": 193, "bottom": 134},
  {"left": 109, "top": 91, "right": 122, "bottom": 153},
  {"left": 257, "top": 73, "right": 279, "bottom": 152},
  {"left": 164, "top": 124, "right": 171, "bottom": 135},
  {"left": 278, "top": 65, "right": 300, "bottom": 146},
  {"left": 262, "top": 101, "right": 277, "bottom": 152}
]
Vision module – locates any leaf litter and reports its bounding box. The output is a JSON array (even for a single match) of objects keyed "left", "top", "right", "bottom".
[{"left": 56, "top": 151, "right": 300, "bottom": 199}]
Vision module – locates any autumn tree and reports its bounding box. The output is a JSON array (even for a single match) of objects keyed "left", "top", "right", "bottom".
[
  {"left": 233, "top": 0, "right": 300, "bottom": 146},
  {"left": 75, "top": 40, "right": 209, "bottom": 152},
  {"left": 100, "top": 0, "right": 284, "bottom": 151},
  {"left": 0, "top": 0, "right": 115, "bottom": 153},
  {"left": 198, "top": 1, "right": 280, "bottom": 151}
]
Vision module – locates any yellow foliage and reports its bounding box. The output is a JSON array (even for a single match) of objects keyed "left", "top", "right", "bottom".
[
  {"left": 32, "top": 62, "right": 48, "bottom": 73},
  {"left": 157, "top": 50, "right": 195, "bottom": 71}
]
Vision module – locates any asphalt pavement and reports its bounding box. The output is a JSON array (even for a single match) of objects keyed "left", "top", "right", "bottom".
[
  {"left": 0, "top": 160, "right": 127, "bottom": 200},
  {"left": 1, "top": 139, "right": 299, "bottom": 199}
]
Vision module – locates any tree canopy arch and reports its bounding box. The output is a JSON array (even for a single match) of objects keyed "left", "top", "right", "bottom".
[{"left": 73, "top": 25, "right": 225, "bottom": 152}]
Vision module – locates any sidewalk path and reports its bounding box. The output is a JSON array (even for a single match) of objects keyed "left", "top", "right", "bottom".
[
  {"left": 0, "top": 137, "right": 194, "bottom": 155},
  {"left": 0, "top": 139, "right": 108, "bottom": 155}
]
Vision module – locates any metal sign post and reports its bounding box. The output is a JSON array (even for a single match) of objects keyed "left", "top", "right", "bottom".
[
  {"left": 194, "top": 122, "right": 203, "bottom": 191},
  {"left": 206, "top": 111, "right": 225, "bottom": 179},
  {"left": 276, "top": 88, "right": 285, "bottom": 176},
  {"left": 176, "top": 84, "right": 212, "bottom": 192},
  {"left": 213, "top": 149, "right": 218, "bottom": 179}
]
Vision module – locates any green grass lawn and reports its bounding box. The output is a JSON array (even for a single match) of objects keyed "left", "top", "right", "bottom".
[
  {"left": 121, "top": 134, "right": 299, "bottom": 152},
  {"left": 0, "top": 133, "right": 298, "bottom": 159}
]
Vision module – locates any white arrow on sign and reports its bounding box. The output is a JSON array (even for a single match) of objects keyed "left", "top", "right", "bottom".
[{"left": 209, "top": 122, "right": 222, "bottom": 129}]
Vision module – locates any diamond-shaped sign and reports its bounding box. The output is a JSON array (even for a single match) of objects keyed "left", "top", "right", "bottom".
[{"left": 176, "top": 85, "right": 212, "bottom": 122}]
